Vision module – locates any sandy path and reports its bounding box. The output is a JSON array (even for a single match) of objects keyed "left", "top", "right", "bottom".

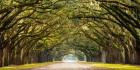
[
  {"left": 28, "top": 62, "right": 111, "bottom": 70},
  {"left": 26, "top": 62, "right": 112, "bottom": 70}
]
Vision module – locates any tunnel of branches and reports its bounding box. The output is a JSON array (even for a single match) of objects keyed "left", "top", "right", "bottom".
[{"left": 0, "top": 0, "right": 140, "bottom": 67}]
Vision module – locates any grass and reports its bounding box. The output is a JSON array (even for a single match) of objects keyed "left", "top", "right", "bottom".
[
  {"left": 85, "top": 62, "right": 140, "bottom": 70},
  {"left": 0, "top": 62, "right": 55, "bottom": 70}
]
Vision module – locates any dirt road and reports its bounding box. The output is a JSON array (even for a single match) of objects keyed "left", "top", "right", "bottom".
[
  {"left": 28, "top": 62, "right": 110, "bottom": 70},
  {"left": 28, "top": 62, "right": 91, "bottom": 70}
]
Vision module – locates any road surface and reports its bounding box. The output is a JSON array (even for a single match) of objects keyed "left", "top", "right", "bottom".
[
  {"left": 28, "top": 62, "right": 110, "bottom": 70},
  {"left": 27, "top": 62, "right": 112, "bottom": 70}
]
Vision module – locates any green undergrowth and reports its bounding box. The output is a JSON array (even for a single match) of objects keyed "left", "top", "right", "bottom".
[
  {"left": 0, "top": 62, "right": 56, "bottom": 70},
  {"left": 85, "top": 62, "right": 140, "bottom": 70}
]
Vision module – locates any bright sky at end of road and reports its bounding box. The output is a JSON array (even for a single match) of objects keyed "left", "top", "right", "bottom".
[{"left": 62, "top": 54, "right": 79, "bottom": 62}]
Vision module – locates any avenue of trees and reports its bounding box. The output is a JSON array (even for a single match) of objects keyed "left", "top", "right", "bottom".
[
  {"left": 0, "top": 0, "right": 140, "bottom": 67},
  {"left": 72, "top": 0, "right": 140, "bottom": 64}
]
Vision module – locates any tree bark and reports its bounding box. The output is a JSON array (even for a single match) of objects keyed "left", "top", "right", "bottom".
[
  {"left": 0, "top": 49, "right": 3, "bottom": 67},
  {"left": 135, "top": 46, "right": 140, "bottom": 64},
  {"left": 124, "top": 45, "right": 130, "bottom": 64}
]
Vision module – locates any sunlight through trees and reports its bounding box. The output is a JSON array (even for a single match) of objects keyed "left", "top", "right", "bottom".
[{"left": 0, "top": 0, "right": 140, "bottom": 67}]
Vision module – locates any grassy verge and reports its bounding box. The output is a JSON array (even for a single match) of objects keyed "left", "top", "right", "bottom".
[
  {"left": 84, "top": 62, "right": 140, "bottom": 70},
  {"left": 0, "top": 62, "right": 56, "bottom": 70}
]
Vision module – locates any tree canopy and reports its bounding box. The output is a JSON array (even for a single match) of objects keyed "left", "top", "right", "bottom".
[{"left": 0, "top": 0, "right": 140, "bottom": 67}]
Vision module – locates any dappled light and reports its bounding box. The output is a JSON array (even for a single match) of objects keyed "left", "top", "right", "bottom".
[{"left": 0, "top": 0, "right": 140, "bottom": 70}]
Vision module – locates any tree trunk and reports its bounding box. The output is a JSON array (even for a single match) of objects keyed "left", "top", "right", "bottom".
[
  {"left": 134, "top": 40, "right": 140, "bottom": 64},
  {"left": 101, "top": 50, "right": 106, "bottom": 63},
  {"left": 2, "top": 47, "right": 10, "bottom": 66},
  {"left": 124, "top": 45, "right": 130, "bottom": 64},
  {"left": 135, "top": 47, "right": 140, "bottom": 64},
  {"left": 0, "top": 49, "right": 3, "bottom": 67}
]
